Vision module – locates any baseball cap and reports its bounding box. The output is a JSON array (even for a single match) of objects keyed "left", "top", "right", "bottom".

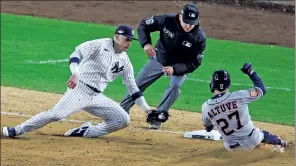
[
  {"left": 181, "top": 3, "right": 199, "bottom": 25},
  {"left": 115, "top": 24, "right": 138, "bottom": 40}
]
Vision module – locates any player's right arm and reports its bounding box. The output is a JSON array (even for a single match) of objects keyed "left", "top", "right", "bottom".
[
  {"left": 201, "top": 103, "right": 214, "bottom": 131},
  {"left": 68, "top": 49, "right": 82, "bottom": 76},
  {"left": 67, "top": 39, "right": 103, "bottom": 88},
  {"left": 137, "top": 14, "right": 166, "bottom": 48},
  {"left": 69, "top": 39, "right": 103, "bottom": 75}
]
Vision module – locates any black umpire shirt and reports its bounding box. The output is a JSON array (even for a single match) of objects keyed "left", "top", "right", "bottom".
[{"left": 137, "top": 14, "right": 206, "bottom": 76}]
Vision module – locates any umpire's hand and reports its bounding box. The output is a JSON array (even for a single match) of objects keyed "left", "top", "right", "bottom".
[
  {"left": 162, "top": 66, "right": 174, "bottom": 76},
  {"left": 144, "top": 44, "right": 157, "bottom": 56}
]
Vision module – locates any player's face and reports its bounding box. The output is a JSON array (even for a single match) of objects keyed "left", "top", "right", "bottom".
[
  {"left": 179, "top": 14, "right": 195, "bottom": 32},
  {"left": 115, "top": 34, "right": 132, "bottom": 52}
]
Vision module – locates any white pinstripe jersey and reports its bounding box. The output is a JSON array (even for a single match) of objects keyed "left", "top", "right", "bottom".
[
  {"left": 74, "top": 38, "right": 139, "bottom": 95},
  {"left": 201, "top": 88, "right": 263, "bottom": 144}
]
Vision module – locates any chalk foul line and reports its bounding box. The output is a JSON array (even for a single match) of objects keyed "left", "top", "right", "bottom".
[
  {"left": 0, "top": 111, "right": 184, "bottom": 135},
  {"left": 26, "top": 59, "right": 293, "bottom": 92},
  {"left": 186, "top": 78, "right": 293, "bottom": 91},
  {"left": 27, "top": 59, "right": 68, "bottom": 64}
]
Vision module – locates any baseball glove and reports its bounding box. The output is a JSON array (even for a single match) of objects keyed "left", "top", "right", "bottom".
[
  {"left": 241, "top": 62, "right": 254, "bottom": 75},
  {"left": 146, "top": 110, "right": 169, "bottom": 123}
]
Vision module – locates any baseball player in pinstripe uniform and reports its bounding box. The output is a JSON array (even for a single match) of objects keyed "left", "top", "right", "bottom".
[
  {"left": 202, "top": 62, "right": 287, "bottom": 152},
  {"left": 2, "top": 25, "right": 160, "bottom": 138}
]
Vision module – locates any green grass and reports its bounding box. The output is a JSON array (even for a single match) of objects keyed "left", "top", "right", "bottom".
[{"left": 1, "top": 13, "right": 294, "bottom": 126}]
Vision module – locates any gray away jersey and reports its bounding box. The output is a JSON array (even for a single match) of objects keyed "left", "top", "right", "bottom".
[
  {"left": 71, "top": 38, "right": 139, "bottom": 95},
  {"left": 202, "top": 87, "right": 263, "bottom": 145}
]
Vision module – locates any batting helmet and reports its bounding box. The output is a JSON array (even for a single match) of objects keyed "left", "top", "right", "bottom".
[{"left": 210, "top": 70, "right": 231, "bottom": 93}]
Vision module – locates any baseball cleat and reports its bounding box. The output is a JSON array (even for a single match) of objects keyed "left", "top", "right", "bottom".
[
  {"left": 64, "top": 122, "right": 92, "bottom": 137},
  {"left": 2, "top": 127, "right": 16, "bottom": 137},
  {"left": 272, "top": 139, "right": 287, "bottom": 153},
  {"left": 149, "top": 121, "right": 161, "bottom": 130}
]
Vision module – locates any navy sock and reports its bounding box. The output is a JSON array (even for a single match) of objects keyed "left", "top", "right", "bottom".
[{"left": 261, "top": 130, "right": 282, "bottom": 145}]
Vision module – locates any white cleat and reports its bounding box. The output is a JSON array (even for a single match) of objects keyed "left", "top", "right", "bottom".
[
  {"left": 64, "top": 122, "right": 92, "bottom": 137},
  {"left": 272, "top": 140, "right": 287, "bottom": 153},
  {"left": 80, "top": 122, "right": 93, "bottom": 128},
  {"left": 2, "top": 127, "right": 16, "bottom": 137}
]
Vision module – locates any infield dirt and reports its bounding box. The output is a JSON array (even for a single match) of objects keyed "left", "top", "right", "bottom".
[{"left": 1, "top": 1, "right": 295, "bottom": 166}]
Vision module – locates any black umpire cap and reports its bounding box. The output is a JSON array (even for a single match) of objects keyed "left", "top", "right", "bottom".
[
  {"left": 182, "top": 3, "right": 199, "bottom": 25},
  {"left": 115, "top": 24, "right": 138, "bottom": 40}
]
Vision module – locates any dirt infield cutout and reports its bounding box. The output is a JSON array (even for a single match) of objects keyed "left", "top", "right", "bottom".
[
  {"left": 1, "top": 86, "right": 294, "bottom": 166},
  {"left": 1, "top": 1, "right": 294, "bottom": 165}
]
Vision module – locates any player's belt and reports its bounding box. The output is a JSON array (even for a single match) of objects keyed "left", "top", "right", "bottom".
[
  {"left": 229, "top": 129, "right": 255, "bottom": 149},
  {"left": 79, "top": 80, "right": 101, "bottom": 93}
]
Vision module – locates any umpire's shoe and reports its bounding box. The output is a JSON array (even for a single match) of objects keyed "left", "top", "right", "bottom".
[
  {"left": 2, "top": 127, "right": 16, "bottom": 137},
  {"left": 64, "top": 122, "right": 92, "bottom": 137}
]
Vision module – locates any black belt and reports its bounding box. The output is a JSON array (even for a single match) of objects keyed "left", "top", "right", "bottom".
[
  {"left": 79, "top": 81, "right": 101, "bottom": 93},
  {"left": 229, "top": 129, "right": 255, "bottom": 149}
]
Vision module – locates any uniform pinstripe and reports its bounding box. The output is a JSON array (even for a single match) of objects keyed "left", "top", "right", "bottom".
[{"left": 15, "top": 38, "right": 138, "bottom": 137}]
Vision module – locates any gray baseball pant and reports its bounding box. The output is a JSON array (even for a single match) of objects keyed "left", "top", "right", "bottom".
[{"left": 120, "top": 56, "right": 187, "bottom": 113}]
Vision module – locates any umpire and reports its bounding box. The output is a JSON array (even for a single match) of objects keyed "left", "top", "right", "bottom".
[{"left": 120, "top": 3, "right": 206, "bottom": 129}]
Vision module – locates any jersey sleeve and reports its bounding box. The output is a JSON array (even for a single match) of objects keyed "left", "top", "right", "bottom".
[
  {"left": 75, "top": 39, "right": 102, "bottom": 60},
  {"left": 121, "top": 56, "right": 140, "bottom": 95},
  {"left": 235, "top": 87, "right": 264, "bottom": 104},
  {"left": 138, "top": 14, "right": 167, "bottom": 48},
  {"left": 202, "top": 103, "right": 213, "bottom": 127}
]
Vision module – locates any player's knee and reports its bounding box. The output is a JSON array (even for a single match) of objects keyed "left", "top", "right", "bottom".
[
  {"left": 117, "top": 113, "right": 130, "bottom": 129},
  {"left": 121, "top": 114, "right": 131, "bottom": 128},
  {"left": 125, "top": 115, "right": 131, "bottom": 126}
]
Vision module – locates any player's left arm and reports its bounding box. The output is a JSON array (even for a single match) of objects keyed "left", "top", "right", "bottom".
[
  {"left": 172, "top": 34, "right": 206, "bottom": 76},
  {"left": 248, "top": 72, "right": 266, "bottom": 96},
  {"left": 121, "top": 57, "right": 152, "bottom": 114},
  {"left": 239, "top": 62, "right": 267, "bottom": 104}
]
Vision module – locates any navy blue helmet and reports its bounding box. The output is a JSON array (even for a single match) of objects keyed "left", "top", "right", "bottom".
[{"left": 210, "top": 70, "right": 231, "bottom": 93}]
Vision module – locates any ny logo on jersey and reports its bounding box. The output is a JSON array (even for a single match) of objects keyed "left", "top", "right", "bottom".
[{"left": 111, "top": 62, "right": 124, "bottom": 73}]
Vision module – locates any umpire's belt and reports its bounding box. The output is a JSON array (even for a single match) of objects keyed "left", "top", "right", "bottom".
[
  {"left": 79, "top": 80, "right": 101, "bottom": 93},
  {"left": 229, "top": 129, "right": 255, "bottom": 149}
]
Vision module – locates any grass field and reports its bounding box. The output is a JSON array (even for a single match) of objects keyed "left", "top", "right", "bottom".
[{"left": 1, "top": 13, "right": 294, "bottom": 125}]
